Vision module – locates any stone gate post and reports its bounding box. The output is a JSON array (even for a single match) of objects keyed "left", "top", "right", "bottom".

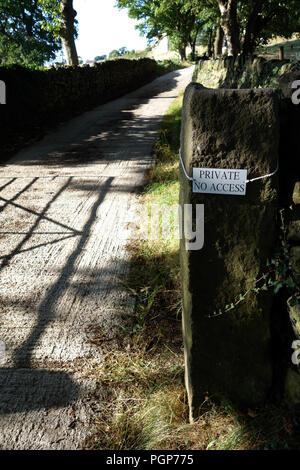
[{"left": 180, "top": 84, "right": 280, "bottom": 420}]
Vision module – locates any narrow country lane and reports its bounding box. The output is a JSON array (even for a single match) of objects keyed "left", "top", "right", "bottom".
[{"left": 0, "top": 67, "right": 193, "bottom": 449}]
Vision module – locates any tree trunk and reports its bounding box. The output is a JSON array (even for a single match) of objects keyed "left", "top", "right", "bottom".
[
  {"left": 279, "top": 46, "right": 284, "bottom": 60},
  {"left": 191, "top": 41, "right": 196, "bottom": 61},
  {"left": 179, "top": 46, "right": 186, "bottom": 61},
  {"left": 188, "top": 37, "right": 197, "bottom": 61},
  {"left": 207, "top": 28, "right": 213, "bottom": 57},
  {"left": 22, "top": 0, "right": 38, "bottom": 37},
  {"left": 242, "top": 25, "right": 257, "bottom": 56},
  {"left": 242, "top": 0, "right": 263, "bottom": 56},
  {"left": 214, "top": 24, "right": 224, "bottom": 57},
  {"left": 59, "top": 0, "right": 78, "bottom": 66},
  {"left": 189, "top": 23, "right": 201, "bottom": 61},
  {"left": 218, "top": 0, "right": 240, "bottom": 56}
]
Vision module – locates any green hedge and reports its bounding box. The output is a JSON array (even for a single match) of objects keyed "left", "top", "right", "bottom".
[{"left": 0, "top": 58, "right": 157, "bottom": 160}]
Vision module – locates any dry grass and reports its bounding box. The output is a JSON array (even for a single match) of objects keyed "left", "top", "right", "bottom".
[{"left": 85, "top": 94, "right": 300, "bottom": 451}]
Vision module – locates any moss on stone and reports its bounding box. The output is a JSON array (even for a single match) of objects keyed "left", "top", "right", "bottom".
[
  {"left": 194, "top": 58, "right": 300, "bottom": 91},
  {"left": 293, "top": 182, "right": 300, "bottom": 206},
  {"left": 290, "top": 246, "right": 300, "bottom": 287},
  {"left": 287, "top": 207, "right": 300, "bottom": 243},
  {"left": 284, "top": 368, "right": 300, "bottom": 407},
  {"left": 288, "top": 296, "right": 300, "bottom": 339}
]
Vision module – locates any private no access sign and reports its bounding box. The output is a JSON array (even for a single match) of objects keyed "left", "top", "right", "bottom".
[{"left": 193, "top": 168, "right": 248, "bottom": 196}]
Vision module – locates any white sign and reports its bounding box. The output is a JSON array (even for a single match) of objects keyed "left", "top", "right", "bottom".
[{"left": 193, "top": 168, "right": 247, "bottom": 196}]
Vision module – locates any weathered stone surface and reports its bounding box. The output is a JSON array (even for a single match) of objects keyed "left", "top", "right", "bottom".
[
  {"left": 180, "top": 84, "right": 279, "bottom": 420},
  {"left": 290, "top": 246, "right": 300, "bottom": 286},
  {"left": 195, "top": 57, "right": 297, "bottom": 90},
  {"left": 287, "top": 296, "right": 300, "bottom": 339},
  {"left": 284, "top": 368, "right": 300, "bottom": 407},
  {"left": 293, "top": 182, "right": 300, "bottom": 206},
  {"left": 287, "top": 207, "right": 300, "bottom": 243},
  {"left": 252, "top": 57, "right": 267, "bottom": 75}
]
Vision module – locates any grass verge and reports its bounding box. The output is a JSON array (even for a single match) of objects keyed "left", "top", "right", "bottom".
[{"left": 86, "top": 94, "right": 300, "bottom": 451}]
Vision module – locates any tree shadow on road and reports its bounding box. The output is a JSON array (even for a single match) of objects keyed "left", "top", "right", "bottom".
[
  {"left": 0, "top": 368, "right": 82, "bottom": 414},
  {"left": 0, "top": 69, "right": 187, "bottom": 419},
  {"left": 0, "top": 177, "right": 113, "bottom": 416}
]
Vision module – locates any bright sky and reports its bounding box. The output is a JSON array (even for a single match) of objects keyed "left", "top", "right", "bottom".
[{"left": 73, "top": 0, "right": 148, "bottom": 61}]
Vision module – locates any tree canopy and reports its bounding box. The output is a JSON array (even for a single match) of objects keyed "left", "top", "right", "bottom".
[
  {"left": 117, "top": 0, "right": 300, "bottom": 58},
  {"left": 0, "top": 0, "right": 60, "bottom": 66},
  {"left": 1, "top": 0, "right": 299, "bottom": 67},
  {"left": 0, "top": 0, "right": 79, "bottom": 66},
  {"left": 109, "top": 47, "right": 130, "bottom": 59},
  {"left": 117, "top": 0, "right": 215, "bottom": 60}
]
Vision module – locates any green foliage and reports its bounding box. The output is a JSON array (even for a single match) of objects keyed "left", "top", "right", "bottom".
[
  {"left": 116, "top": 0, "right": 214, "bottom": 59},
  {"left": 39, "top": 0, "right": 79, "bottom": 65},
  {"left": 238, "top": 0, "right": 300, "bottom": 49},
  {"left": 155, "top": 58, "right": 186, "bottom": 76},
  {"left": 94, "top": 55, "right": 107, "bottom": 62},
  {"left": 0, "top": 0, "right": 61, "bottom": 66},
  {"left": 115, "top": 46, "right": 153, "bottom": 60},
  {"left": 117, "top": 0, "right": 300, "bottom": 57},
  {"left": 108, "top": 47, "right": 130, "bottom": 59},
  {"left": 38, "top": 0, "right": 61, "bottom": 38}
]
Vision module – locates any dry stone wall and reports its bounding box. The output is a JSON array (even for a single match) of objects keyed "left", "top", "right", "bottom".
[{"left": 0, "top": 58, "right": 157, "bottom": 161}]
